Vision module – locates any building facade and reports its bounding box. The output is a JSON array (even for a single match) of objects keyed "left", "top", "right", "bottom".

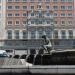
[
  {"left": 0, "top": 0, "right": 74, "bottom": 50},
  {"left": 0, "top": 0, "right": 6, "bottom": 40},
  {"left": 53, "top": 0, "right": 75, "bottom": 49},
  {"left": 4, "top": 0, "right": 54, "bottom": 50},
  {"left": 6, "top": 0, "right": 54, "bottom": 39},
  {"left": 0, "top": 0, "right": 6, "bottom": 48}
]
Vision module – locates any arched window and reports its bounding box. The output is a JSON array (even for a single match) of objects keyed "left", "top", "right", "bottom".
[
  {"left": 15, "top": 30, "right": 19, "bottom": 39},
  {"left": 7, "top": 30, "right": 12, "bottom": 39}
]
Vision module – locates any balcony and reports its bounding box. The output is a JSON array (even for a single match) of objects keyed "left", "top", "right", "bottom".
[
  {"left": 14, "top": 25, "right": 20, "bottom": 29},
  {"left": 6, "top": 25, "right": 13, "bottom": 29},
  {"left": 28, "top": 15, "right": 53, "bottom": 20},
  {"left": 27, "top": 24, "right": 54, "bottom": 29}
]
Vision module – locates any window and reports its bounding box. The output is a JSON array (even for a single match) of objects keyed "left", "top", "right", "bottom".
[
  {"left": 31, "top": 6, "right": 34, "bottom": 9},
  {"left": 23, "top": 13, "right": 27, "bottom": 16},
  {"left": 15, "top": 0, "right": 20, "bottom": 2},
  {"left": 7, "top": 13, "right": 13, "bottom": 17},
  {"left": 54, "top": 30, "right": 58, "bottom": 38},
  {"left": 61, "top": 0, "right": 65, "bottom": 2},
  {"left": 38, "top": 11, "right": 42, "bottom": 17},
  {"left": 8, "top": 21, "right": 12, "bottom": 25},
  {"left": 22, "top": 0, "right": 27, "bottom": 2},
  {"left": 39, "top": 21, "right": 42, "bottom": 24},
  {"left": 15, "top": 21, "right": 20, "bottom": 25},
  {"left": 61, "top": 6, "right": 66, "bottom": 10},
  {"left": 31, "top": 13, "right": 34, "bottom": 16},
  {"left": 38, "top": 30, "right": 43, "bottom": 38},
  {"left": 47, "top": 21, "right": 50, "bottom": 24},
  {"left": 38, "top": 0, "right": 42, "bottom": 1},
  {"left": 68, "top": 30, "right": 73, "bottom": 39},
  {"left": 68, "top": 6, "right": 72, "bottom": 10},
  {"left": 54, "top": 13, "right": 57, "bottom": 16},
  {"left": 30, "top": 0, "right": 34, "bottom": 2},
  {"left": 61, "top": 13, "right": 65, "bottom": 16},
  {"left": 45, "top": 29, "right": 51, "bottom": 38},
  {"left": 7, "top": 0, "right": 12, "bottom": 2},
  {"left": 53, "top": 6, "right": 58, "bottom": 10},
  {"left": 61, "top": 30, "right": 66, "bottom": 39},
  {"left": 37, "top": 5, "right": 42, "bottom": 9},
  {"left": 46, "top": 6, "right": 50, "bottom": 9},
  {"left": 15, "top": 6, "right": 20, "bottom": 10},
  {"left": 68, "top": 0, "right": 72, "bottom": 2},
  {"left": 31, "top": 21, "right": 34, "bottom": 24},
  {"left": 53, "top": 0, "right": 57, "bottom": 2},
  {"left": 31, "top": 31, "right": 35, "bottom": 38},
  {"left": 23, "top": 21, "right": 26, "bottom": 25},
  {"left": 15, "top": 13, "right": 20, "bottom": 17},
  {"left": 46, "top": 0, "right": 50, "bottom": 2},
  {"left": 23, "top": 6, "right": 27, "bottom": 10},
  {"left": 46, "top": 13, "right": 50, "bottom": 16},
  {"left": 0, "top": 6, "right": 1, "bottom": 10},
  {"left": 7, "top": 30, "right": 12, "bottom": 39},
  {"left": 7, "top": 6, "right": 13, "bottom": 10},
  {"left": 15, "top": 30, "right": 19, "bottom": 39},
  {"left": 23, "top": 30, "right": 27, "bottom": 39},
  {"left": 68, "top": 13, "right": 72, "bottom": 17},
  {"left": 68, "top": 21, "right": 72, "bottom": 25},
  {"left": 61, "top": 21, "right": 65, "bottom": 24}
]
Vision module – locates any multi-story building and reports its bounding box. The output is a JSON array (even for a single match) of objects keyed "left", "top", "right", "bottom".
[
  {"left": 0, "top": 0, "right": 6, "bottom": 48},
  {"left": 4, "top": 0, "right": 54, "bottom": 50},
  {"left": 0, "top": 0, "right": 74, "bottom": 50},
  {"left": 53, "top": 0, "right": 74, "bottom": 49}
]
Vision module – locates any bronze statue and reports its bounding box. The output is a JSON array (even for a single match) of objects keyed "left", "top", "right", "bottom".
[{"left": 42, "top": 34, "right": 52, "bottom": 54}]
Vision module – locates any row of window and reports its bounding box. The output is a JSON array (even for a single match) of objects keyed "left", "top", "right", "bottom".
[
  {"left": 54, "top": 13, "right": 73, "bottom": 17},
  {"left": 7, "top": 12, "right": 73, "bottom": 17},
  {"left": 53, "top": 0, "right": 73, "bottom": 2},
  {"left": 7, "top": 5, "right": 50, "bottom": 10},
  {"left": 53, "top": 6, "right": 73, "bottom": 10},
  {"left": 7, "top": 30, "right": 51, "bottom": 39},
  {"left": 7, "top": 0, "right": 73, "bottom": 2},
  {"left": 7, "top": 20, "right": 73, "bottom": 25},
  {"left": 7, "top": 30, "right": 74, "bottom": 39},
  {"left": 54, "top": 30, "right": 73, "bottom": 39},
  {"left": 54, "top": 20, "right": 73, "bottom": 25},
  {"left": 7, "top": 12, "right": 52, "bottom": 17},
  {"left": 7, "top": 20, "right": 52, "bottom": 25},
  {"left": 7, "top": 5, "right": 73, "bottom": 10}
]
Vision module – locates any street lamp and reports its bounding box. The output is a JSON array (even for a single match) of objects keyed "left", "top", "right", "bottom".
[
  {"left": 26, "top": 10, "right": 34, "bottom": 55},
  {"left": 51, "top": 11, "right": 54, "bottom": 50},
  {"left": 26, "top": 10, "right": 29, "bottom": 55}
]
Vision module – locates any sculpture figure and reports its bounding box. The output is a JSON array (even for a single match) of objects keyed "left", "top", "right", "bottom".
[{"left": 42, "top": 34, "right": 52, "bottom": 54}]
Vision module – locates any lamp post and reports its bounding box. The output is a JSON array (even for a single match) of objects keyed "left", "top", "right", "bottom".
[
  {"left": 51, "top": 16, "right": 55, "bottom": 50},
  {"left": 26, "top": 10, "right": 31, "bottom": 54},
  {"left": 26, "top": 10, "right": 29, "bottom": 55}
]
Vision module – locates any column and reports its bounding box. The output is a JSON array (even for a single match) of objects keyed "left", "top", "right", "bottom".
[
  {"left": 66, "top": 30, "right": 69, "bottom": 39},
  {"left": 19, "top": 30, "right": 22, "bottom": 39},
  {"left": 73, "top": 29, "right": 75, "bottom": 39},
  {"left": 52, "top": 30, "right": 54, "bottom": 39},
  {"left": 4, "top": 30, "right": 7, "bottom": 39},
  {"left": 35, "top": 30, "right": 38, "bottom": 39},
  {"left": 12, "top": 30, "right": 14, "bottom": 39},
  {"left": 28, "top": 31, "right": 31, "bottom": 39},
  {"left": 58, "top": 30, "right": 61, "bottom": 39}
]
